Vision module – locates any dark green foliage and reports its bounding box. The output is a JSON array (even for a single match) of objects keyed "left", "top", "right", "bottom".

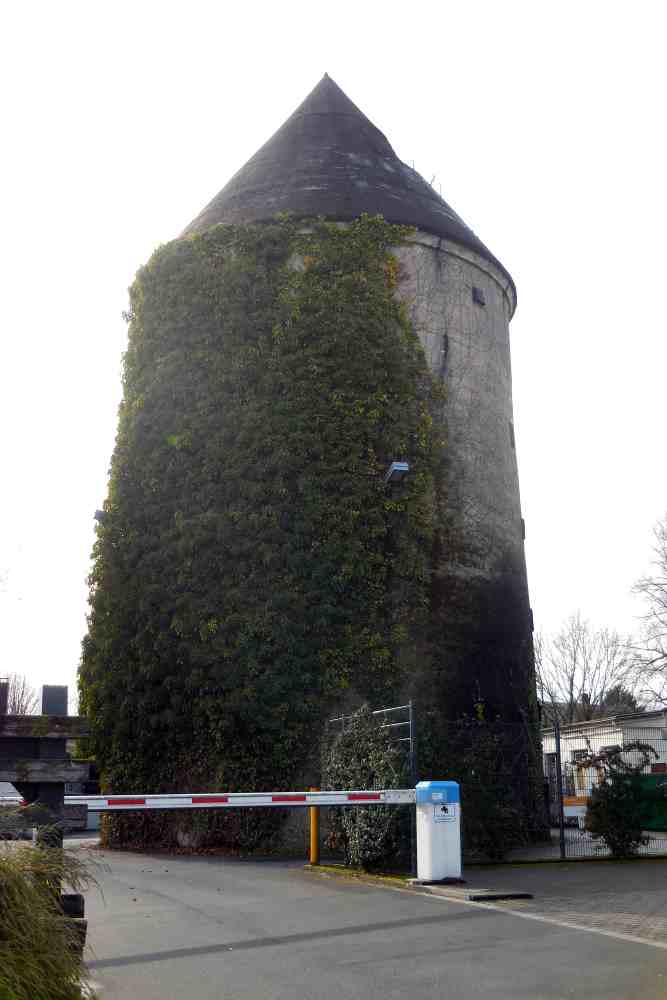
[
  {"left": 584, "top": 742, "right": 662, "bottom": 857},
  {"left": 599, "top": 684, "right": 640, "bottom": 717},
  {"left": 321, "top": 706, "right": 410, "bottom": 870},
  {"left": 435, "top": 718, "right": 531, "bottom": 861},
  {"left": 80, "top": 216, "right": 444, "bottom": 848}
]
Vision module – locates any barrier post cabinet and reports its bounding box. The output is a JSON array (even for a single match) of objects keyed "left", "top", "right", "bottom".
[{"left": 415, "top": 780, "right": 462, "bottom": 882}]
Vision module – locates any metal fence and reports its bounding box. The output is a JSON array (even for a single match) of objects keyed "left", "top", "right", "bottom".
[
  {"left": 544, "top": 718, "right": 667, "bottom": 859},
  {"left": 328, "top": 701, "right": 418, "bottom": 872},
  {"left": 329, "top": 701, "right": 417, "bottom": 781}
]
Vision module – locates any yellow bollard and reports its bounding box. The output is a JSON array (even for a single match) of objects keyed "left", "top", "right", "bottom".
[{"left": 309, "top": 787, "right": 320, "bottom": 865}]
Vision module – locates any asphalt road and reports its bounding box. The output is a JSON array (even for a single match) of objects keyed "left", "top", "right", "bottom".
[{"left": 82, "top": 848, "right": 667, "bottom": 1000}]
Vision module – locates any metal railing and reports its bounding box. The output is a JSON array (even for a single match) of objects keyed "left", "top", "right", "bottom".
[{"left": 328, "top": 700, "right": 418, "bottom": 873}]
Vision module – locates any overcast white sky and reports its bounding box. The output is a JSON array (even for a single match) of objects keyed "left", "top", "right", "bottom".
[{"left": 1, "top": 1, "right": 665, "bottom": 702}]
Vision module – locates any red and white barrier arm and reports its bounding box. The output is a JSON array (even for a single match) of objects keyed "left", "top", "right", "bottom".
[{"left": 63, "top": 788, "right": 416, "bottom": 812}]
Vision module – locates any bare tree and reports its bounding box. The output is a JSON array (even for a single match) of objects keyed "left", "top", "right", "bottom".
[
  {"left": 6, "top": 673, "right": 39, "bottom": 715},
  {"left": 536, "top": 613, "right": 639, "bottom": 725},
  {"left": 633, "top": 513, "right": 667, "bottom": 703}
]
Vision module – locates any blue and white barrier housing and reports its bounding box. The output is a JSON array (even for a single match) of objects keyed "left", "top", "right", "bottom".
[{"left": 415, "top": 780, "right": 462, "bottom": 881}]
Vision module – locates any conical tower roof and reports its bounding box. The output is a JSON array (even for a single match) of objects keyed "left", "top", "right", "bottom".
[{"left": 182, "top": 75, "right": 514, "bottom": 294}]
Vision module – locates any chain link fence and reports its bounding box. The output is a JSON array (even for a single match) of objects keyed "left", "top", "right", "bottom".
[{"left": 543, "top": 717, "right": 667, "bottom": 860}]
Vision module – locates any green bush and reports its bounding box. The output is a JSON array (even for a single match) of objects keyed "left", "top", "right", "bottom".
[
  {"left": 80, "top": 215, "right": 444, "bottom": 850},
  {"left": 0, "top": 835, "right": 96, "bottom": 1000},
  {"left": 321, "top": 705, "right": 410, "bottom": 870},
  {"left": 584, "top": 742, "right": 662, "bottom": 857},
  {"left": 436, "top": 717, "right": 530, "bottom": 861},
  {"left": 459, "top": 780, "right": 526, "bottom": 862}
]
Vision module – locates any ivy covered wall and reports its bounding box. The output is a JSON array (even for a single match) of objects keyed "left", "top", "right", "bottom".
[{"left": 79, "top": 216, "right": 446, "bottom": 847}]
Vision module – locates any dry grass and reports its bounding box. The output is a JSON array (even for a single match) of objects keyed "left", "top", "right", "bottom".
[{"left": 0, "top": 827, "right": 98, "bottom": 1000}]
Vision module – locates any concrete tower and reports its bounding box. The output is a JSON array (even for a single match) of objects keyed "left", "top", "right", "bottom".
[{"left": 183, "top": 75, "right": 535, "bottom": 725}]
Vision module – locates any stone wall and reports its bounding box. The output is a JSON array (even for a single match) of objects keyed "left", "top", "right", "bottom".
[{"left": 395, "top": 232, "right": 535, "bottom": 723}]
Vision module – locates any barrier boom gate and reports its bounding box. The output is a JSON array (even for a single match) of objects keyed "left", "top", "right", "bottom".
[
  {"left": 1, "top": 781, "right": 462, "bottom": 882},
  {"left": 65, "top": 788, "right": 416, "bottom": 811}
]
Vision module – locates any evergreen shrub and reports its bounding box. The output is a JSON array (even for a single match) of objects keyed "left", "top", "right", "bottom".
[
  {"left": 436, "top": 717, "right": 529, "bottom": 861},
  {"left": 321, "top": 705, "right": 410, "bottom": 870},
  {"left": 584, "top": 742, "right": 662, "bottom": 857}
]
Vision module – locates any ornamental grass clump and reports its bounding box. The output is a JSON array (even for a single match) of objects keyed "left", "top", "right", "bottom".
[{"left": 0, "top": 834, "right": 97, "bottom": 1000}]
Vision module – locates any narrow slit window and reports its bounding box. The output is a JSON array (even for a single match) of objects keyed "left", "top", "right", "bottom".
[
  {"left": 440, "top": 332, "right": 449, "bottom": 376},
  {"left": 472, "top": 285, "right": 485, "bottom": 306},
  {"left": 509, "top": 421, "right": 516, "bottom": 449}
]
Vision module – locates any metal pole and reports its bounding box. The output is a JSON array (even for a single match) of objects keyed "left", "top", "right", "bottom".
[
  {"left": 554, "top": 721, "right": 566, "bottom": 861},
  {"left": 309, "top": 787, "right": 320, "bottom": 865},
  {"left": 409, "top": 700, "right": 417, "bottom": 876}
]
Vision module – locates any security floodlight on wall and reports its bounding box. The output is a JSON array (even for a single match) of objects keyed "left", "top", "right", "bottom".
[{"left": 384, "top": 461, "right": 410, "bottom": 485}]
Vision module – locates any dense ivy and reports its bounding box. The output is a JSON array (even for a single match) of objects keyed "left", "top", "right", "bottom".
[{"left": 80, "top": 216, "right": 445, "bottom": 847}]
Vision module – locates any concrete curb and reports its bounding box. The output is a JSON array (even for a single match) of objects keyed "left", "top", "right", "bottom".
[
  {"left": 406, "top": 881, "right": 533, "bottom": 903},
  {"left": 466, "top": 892, "right": 533, "bottom": 901},
  {"left": 303, "top": 864, "right": 533, "bottom": 902}
]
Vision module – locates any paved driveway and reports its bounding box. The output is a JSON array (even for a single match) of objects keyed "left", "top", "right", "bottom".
[
  {"left": 82, "top": 849, "right": 667, "bottom": 1000},
  {"left": 460, "top": 860, "right": 667, "bottom": 944}
]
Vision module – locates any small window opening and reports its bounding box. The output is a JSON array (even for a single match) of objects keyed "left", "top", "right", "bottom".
[
  {"left": 521, "top": 517, "right": 526, "bottom": 540},
  {"left": 440, "top": 332, "right": 449, "bottom": 376},
  {"left": 509, "top": 422, "right": 516, "bottom": 449},
  {"left": 472, "top": 285, "right": 485, "bottom": 306}
]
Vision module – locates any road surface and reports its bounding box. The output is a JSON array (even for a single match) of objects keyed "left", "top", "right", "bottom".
[{"left": 82, "top": 848, "right": 667, "bottom": 999}]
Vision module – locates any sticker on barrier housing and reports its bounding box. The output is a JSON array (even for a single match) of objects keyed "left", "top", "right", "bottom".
[{"left": 433, "top": 802, "right": 457, "bottom": 823}]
